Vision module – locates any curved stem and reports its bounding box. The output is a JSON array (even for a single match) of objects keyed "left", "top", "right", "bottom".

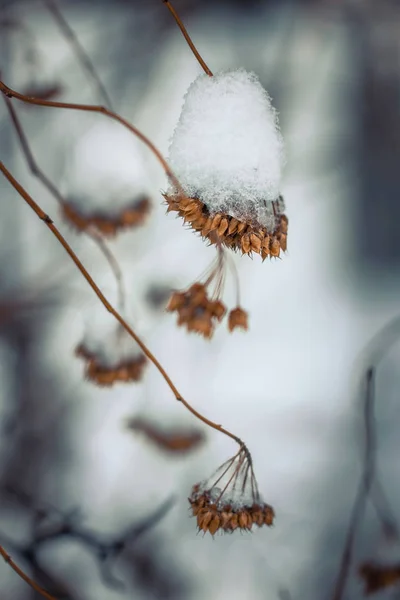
[
  {"left": 3, "top": 94, "right": 126, "bottom": 311},
  {"left": 331, "top": 368, "right": 376, "bottom": 600},
  {"left": 0, "top": 80, "right": 184, "bottom": 195},
  {"left": 227, "top": 253, "right": 241, "bottom": 306},
  {"left": 87, "top": 228, "right": 126, "bottom": 312},
  {"left": 0, "top": 162, "right": 244, "bottom": 449},
  {"left": 0, "top": 545, "right": 56, "bottom": 600},
  {"left": 43, "top": 0, "right": 114, "bottom": 110},
  {"left": 163, "top": 1, "right": 213, "bottom": 77}
]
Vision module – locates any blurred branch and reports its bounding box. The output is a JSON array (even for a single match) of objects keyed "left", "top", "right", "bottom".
[
  {"left": 0, "top": 79, "right": 183, "bottom": 193},
  {"left": 332, "top": 366, "right": 399, "bottom": 600},
  {"left": 0, "top": 162, "right": 247, "bottom": 451},
  {"left": 0, "top": 543, "right": 56, "bottom": 600},
  {"left": 331, "top": 368, "right": 376, "bottom": 600},
  {"left": 0, "top": 490, "right": 176, "bottom": 596},
  {"left": 162, "top": 0, "right": 213, "bottom": 76},
  {"left": 3, "top": 94, "right": 126, "bottom": 310},
  {"left": 42, "top": 0, "right": 114, "bottom": 110}
]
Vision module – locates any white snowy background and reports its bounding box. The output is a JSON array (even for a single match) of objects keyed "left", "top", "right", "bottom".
[{"left": 0, "top": 1, "right": 400, "bottom": 599}]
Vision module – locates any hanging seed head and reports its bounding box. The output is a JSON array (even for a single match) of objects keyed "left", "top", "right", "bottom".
[
  {"left": 228, "top": 307, "right": 248, "bottom": 332},
  {"left": 166, "top": 282, "right": 226, "bottom": 339},
  {"left": 188, "top": 447, "right": 274, "bottom": 536},
  {"left": 61, "top": 197, "right": 151, "bottom": 237},
  {"left": 165, "top": 70, "right": 287, "bottom": 258},
  {"left": 126, "top": 417, "right": 205, "bottom": 455},
  {"left": 359, "top": 562, "right": 400, "bottom": 595},
  {"left": 75, "top": 314, "right": 147, "bottom": 387},
  {"left": 61, "top": 120, "right": 152, "bottom": 236},
  {"left": 76, "top": 344, "right": 147, "bottom": 386}
]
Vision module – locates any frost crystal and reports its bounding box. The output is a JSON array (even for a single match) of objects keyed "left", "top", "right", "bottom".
[{"left": 168, "top": 69, "right": 285, "bottom": 227}]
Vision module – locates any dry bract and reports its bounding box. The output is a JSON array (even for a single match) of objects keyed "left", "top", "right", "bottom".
[
  {"left": 126, "top": 417, "right": 205, "bottom": 455},
  {"left": 359, "top": 562, "right": 400, "bottom": 595},
  {"left": 164, "top": 193, "right": 288, "bottom": 260},
  {"left": 75, "top": 343, "right": 147, "bottom": 386},
  {"left": 166, "top": 282, "right": 226, "bottom": 339},
  {"left": 166, "top": 249, "right": 248, "bottom": 338},
  {"left": 188, "top": 447, "right": 274, "bottom": 535},
  {"left": 61, "top": 197, "right": 151, "bottom": 236},
  {"left": 228, "top": 307, "right": 248, "bottom": 332}
]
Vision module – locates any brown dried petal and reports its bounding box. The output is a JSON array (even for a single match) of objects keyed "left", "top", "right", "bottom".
[
  {"left": 166, "top": 291, "right": 185, "bottom": 312},
  {"left": 250, "top": 233, "right": 262, "bottom": 254},
  {"left": 210, "top": 214, "right": 223, "bottom": 231},
  {"left": 210, "top": 300, "right": 227, "bottom": 321},
  {"left": 217, "top": 217, "right": 229, "bottom": 237},
  {"left": 228, "top": 307, "right": 248, "bottom": 332},
  {"left": 126, "top": 417, "right": 205, "bottom": 455},
  {"left": 279, "top": 233, "right": 287, "bottom": 252},
  {"left": 209, "top": 515, "right": 221, "bottom": 536},
  {"left": 241, "top": 233, "right": 251, "bottom": 254},
  {"left": 269, "top": 236, "right": 280, "bottom": 258},
  {"left": 228, "top": 218, "right": 239, "bottom": 235}
]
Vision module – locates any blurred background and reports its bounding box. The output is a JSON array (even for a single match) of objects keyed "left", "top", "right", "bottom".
[{"left": 0, "top": 0, "right": 400, "bottom": 598}]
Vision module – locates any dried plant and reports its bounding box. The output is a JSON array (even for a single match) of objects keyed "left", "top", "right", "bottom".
[
  {"left": 189, "top": 446, "right": 274, "bottom": 536},
  {"left": 359, "top": 562, "right": 400, "bottom": 595},
  {"left": 126, "top": 416, "right": 205, "bottom": 455},
  {"left": 0, "top": 9, "right": 280, "bottom": 590},
  {"left": 6, "top": 1, "right": 397, "bottom": 599}
]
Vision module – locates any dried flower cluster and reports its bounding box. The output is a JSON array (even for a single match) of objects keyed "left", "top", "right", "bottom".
[
  {"left": 166, "top": 250, "right": 248, "bottom": 338},
  {"left": 126, "top": 416, "right": 205, "bottom": 455},
  {"left": 76, "top": 343, "right": 147, "bottom": 386},
  {"left": 164, "top": 193, "right": 287, "bottom": 260},
  {"left": 188, "top": 448, "right": 274, "bottom": 535},
  {"left": 167, "top": 282, "right": 227, "bottom": 338},
  {"left": 62, "top": 197, "right": 151, "bottom": 237},
  {"left": 359, "top": 562, "right": 400, "bottom": 595}
]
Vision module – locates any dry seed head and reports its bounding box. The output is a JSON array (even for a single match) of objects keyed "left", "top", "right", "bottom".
[
  {"left": 166, "top": 282, "right": 226, "bottom": 339},
  {"left": 359, "top": 562, "right": 400, "bottom": 595},
  {"left": 188, "top": 448, "right": 274, "bottom": 536},
  {"left": 76, "top": 344, "right": 147, "bottom": 386},
  {"left": 62, "top": 197, "right": 151, "bottom": 237},
  {"left": 127, "top": 417, "right": 205, "bottom": 455},
  {"left": 228, "top": 307, "right": 248, "bottom": 332},
  {"left": 163, "top": 193, "right": 287, "bottom": 259},
  {"left": 166, "top": 70, "right": 287, "bottom": 257}
]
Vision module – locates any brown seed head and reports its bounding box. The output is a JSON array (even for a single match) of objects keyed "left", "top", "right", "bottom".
[
  {"left": 228, "top": 307, "right": 248, "bottom": 332},
  {"left": 76, "top": 344, "right": 147, "bottom": 386},
  {"left": 163, "top": 193, "right": 288, "bottom": 259},
  {"left": 62, "top": 197, "right": 151, "bottom": 236}
]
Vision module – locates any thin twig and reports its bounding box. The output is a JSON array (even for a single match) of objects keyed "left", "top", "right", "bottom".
[
  {"left": 0, "top": 161, "right": 244, "bottom": 449},
  {"left": 162, "top": 0, "right": 213, "bottom": 77},
  {"left": 0, "top": 544, "right": 56, "bottom": 600},
  {"left": 0, "top": 79, "right": 184, "bottom": 195},
  {"left": 3, "top": 94, "right": 126, "bottom": 310},
  {"left": 43, "top": 0, "right": 114, "bottom": 110},
  {"left": 331, "top": 367, "right": 376, "bottom": 600}
]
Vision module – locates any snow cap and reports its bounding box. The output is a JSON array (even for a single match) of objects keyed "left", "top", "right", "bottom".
[
  {"left": 64, "top": 120, "right": 151, "bottom": 216},
  {"left": 168, "top": 69, "right": 285, "bottom": 227}
]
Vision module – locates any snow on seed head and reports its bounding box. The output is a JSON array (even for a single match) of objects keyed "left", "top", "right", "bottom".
[
  {"left": 168, "top": 69, "right": 285, "bottom": 224},
  {"left": 75, "top": 308, "right": 147, "bottom": 386},
  {"left": 61, "top": 121, "right": 152, "bottom": 235}
]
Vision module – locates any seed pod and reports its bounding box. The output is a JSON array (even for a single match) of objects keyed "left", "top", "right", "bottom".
[
  {"left": 241, "top": 233, "right": 251, "bottom": 254},
  {"left": 210, "top": 213, "right": 223, "bottom": 231},
  {"left": 228, "top": 218, "right": 239, "bottom": 235},
  {"left": 279, "top": 233, "right": 287, "bottom": 252},
  {"left": 217, "top": 217, "right": 229, "bottom": 237},
  {"left": 269, "top": 236, "right": 280, "bottom": 258},
  {"left": 250, "top": 233, "right": 262, "bottom": 254},
  {"left": 209, "top": 515, "right": 221, "bottom": 536}
]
